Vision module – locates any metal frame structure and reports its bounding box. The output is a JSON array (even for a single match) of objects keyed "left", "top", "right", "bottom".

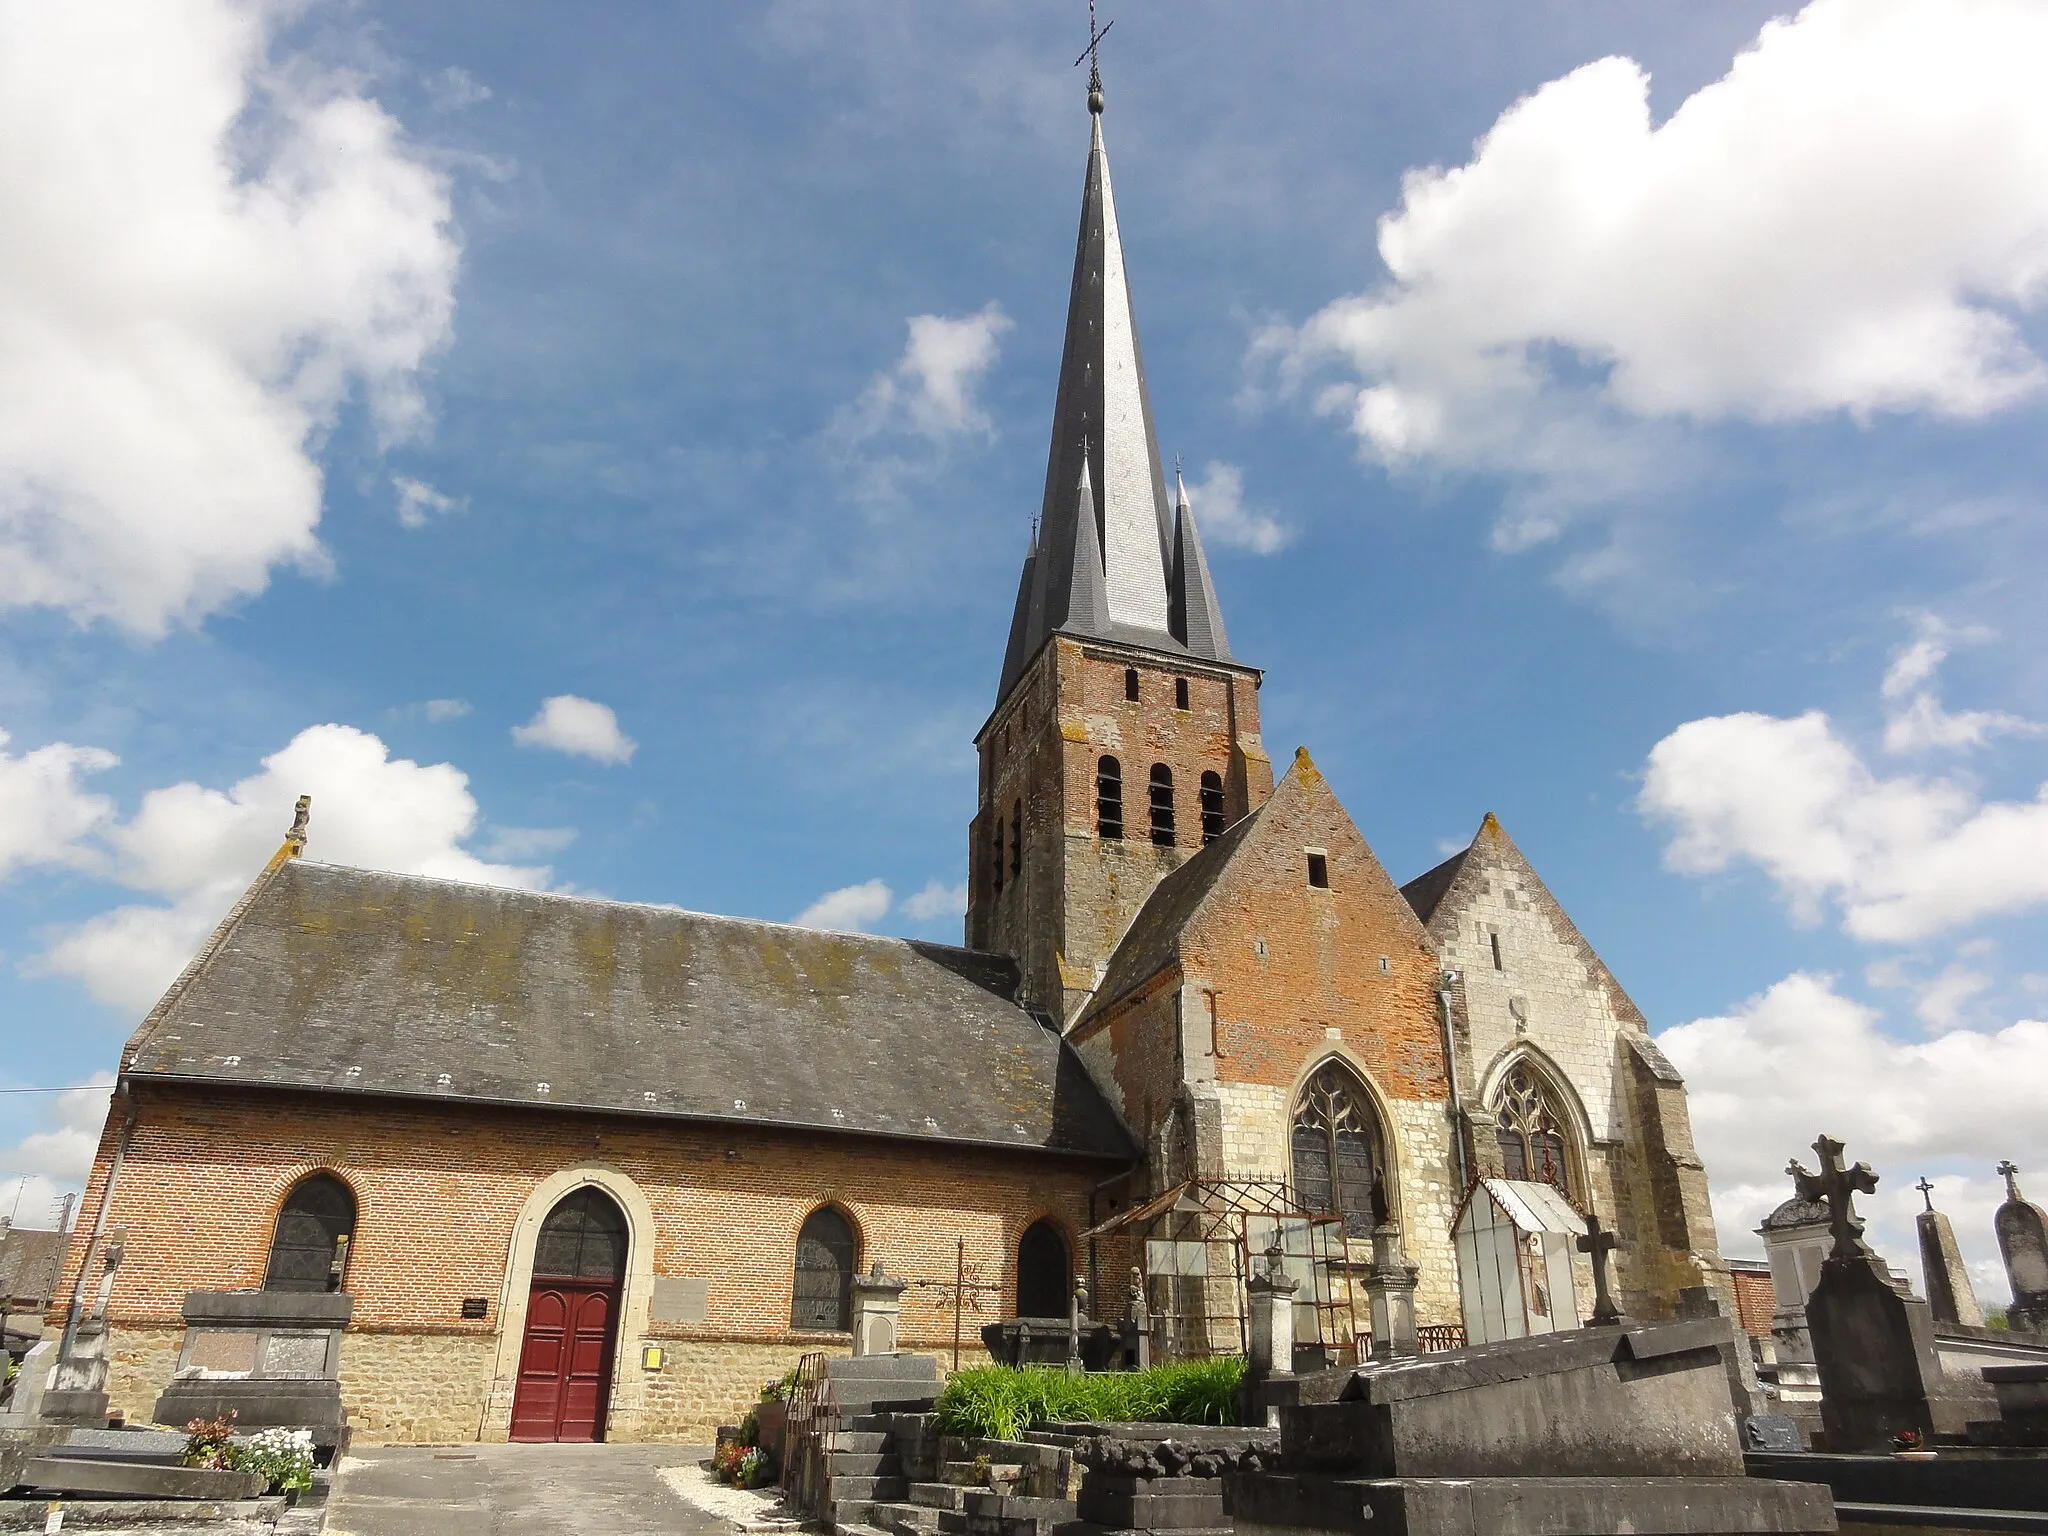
[{"left": 1082, "top": 1175, "right": 1360, "bottom": 1367}]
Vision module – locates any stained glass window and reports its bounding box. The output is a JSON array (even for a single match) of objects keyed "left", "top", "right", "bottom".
[
  {"left": 1291, "top": 1064, "right": 1384, "bottom": 1238},
  {"left": 1495, "top": 1064, "right": 1572, "bottom": 1197}
]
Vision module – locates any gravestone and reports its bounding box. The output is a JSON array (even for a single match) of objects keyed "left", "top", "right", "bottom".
[
  {"left": 1361, "top": 1219, "right": 1419, "bottom": 1360},
  {"left": 1221, "top": 1318, "right": 1835, "bottom": 1535},
  {"left": 1995, "top": 1161, "right": 2048, "bottom": 1335},
  {"left": 151, "top": 1289, "right": 352, "bottom": 1453},
  {"left": 1790, "top": 1135, "right": 1943, "bottom": 1451},
  {"left": 1914, "top": 1177, "right": 1985, "bottom": 1328},
  {"left": 1576, "top": 1211, "right": 1627, "bottom": 1327},
  {"left": 1242, "top": 1242, "right": 1299, "bottom": 1427}
]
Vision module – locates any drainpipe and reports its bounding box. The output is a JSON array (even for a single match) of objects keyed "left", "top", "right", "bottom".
[
  {"left": 1437, "top": 974, "right": 1470, "bottom": 1193},
  {"left": 59, "top": 1081, "right": 136, "bottom": 1368}
]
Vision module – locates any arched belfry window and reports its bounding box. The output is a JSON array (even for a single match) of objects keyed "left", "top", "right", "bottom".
[
  {"left": 1097, "top": 756, "right": 1123, "bottom": 840},
  {"left": 1291, "top": 1064, "right": 1385, "bottom": 1239},
  {"left": 264, "top": 1173, "right": 357, "bottom": 1293},
  {"left": 1016, "top": 1219, "right": 1070, "bottom": 1319},
  {"left": 791, "top": 1206, "right": 857, "bottom": 1331},
  {"left": 1199, "top": 771, "right": 1225, "bottom": 845},
  {"left": 534, "top": 1186, "right": 628, "bottom": 1282},
  {"left": 1495, "top": 1063, "right": 1574, "bottom": 1197},
  {"left": 1149, "top": 764, "right": 1175, "bottom": 847}
]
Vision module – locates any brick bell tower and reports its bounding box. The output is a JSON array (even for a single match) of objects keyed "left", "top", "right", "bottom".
[{"left": 966, "top": 77, "right": 1272, "bottom": 1022}]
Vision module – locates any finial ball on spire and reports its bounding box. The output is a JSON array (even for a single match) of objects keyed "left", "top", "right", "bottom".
[{"left": 1089, "top": 87, "right": 1104, "bottom": 114}]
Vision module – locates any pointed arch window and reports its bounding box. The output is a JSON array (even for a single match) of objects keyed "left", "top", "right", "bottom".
[
  {"left": 1199, "top": 771, "right": 1225, "bottom": 844},
  {"left": 791, "top": 1206, "right": 857, "bottom": 1331},
  {"left": 1291, "top": 1064, "right": 1384, "bottom": 1239},
  {"left": 1149, "top": 764, "right": 1175, "bottom": 846},
  {"left": 264, "top": 1173, "right": 357, "bottom": 1293},
  {"left": 1495, "top": 1063, "right": 1573, "bottom": 1196},
  {"left": 1097, "top": 756, "right": 1123, "bottom": 840}
]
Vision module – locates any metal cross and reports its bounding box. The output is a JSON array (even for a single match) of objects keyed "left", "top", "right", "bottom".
[
  {"left": 1789, "top": 1133, "right": 1878, "bottom": 1262},
  {"left": 1576, "top": 1210, "right": 1623, "bottom": 1326},
  {"left": 1915, "top": 1176, "right": 1936, "bottom": 1212},
  {"left": 2000, "top": 1160, "right": 2024, "bottom": 1202},
  {"left": 1074, "top": 0, "right": 1115, "bottom": 102}
]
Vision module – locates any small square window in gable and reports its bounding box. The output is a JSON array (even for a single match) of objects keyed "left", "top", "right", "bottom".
[{"left": 1306, "top": 850, "right": 1329, "bottom": 889}]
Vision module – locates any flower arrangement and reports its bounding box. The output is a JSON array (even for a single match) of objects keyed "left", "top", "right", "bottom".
[
  {"left": 179, "top": 1414, "right": 315, "bottom": 1494},
  {"left": 713, "top": 1437, "right": 775, "bottom": 1488},
  {"left": 1890, "top": 1428, "right": 1924, "bottom": 1451}
]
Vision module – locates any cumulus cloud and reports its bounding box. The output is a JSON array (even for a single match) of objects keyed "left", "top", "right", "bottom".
[
  {"left": 837, "top": 303, "right": 1012, "bottom": 442},
  {"left": 0, "top": 1074, "right": 115, "bottom": 1226},
  {"left": 1659, "top": 972, "right": 2047, "bottom": 1291},
  {"left": 1265, "top": 0, "right": 2048, "bottom": 509},
  {"left": 793, "top": 878, "right": 893, "bottom": 933},
  {"left": 421, "top": 698, "right": 472, "bottom": 723},
  {"left": 1640, "top": 630, "right": 2048, "bottom": 943},
  {"left": 15, "top": 724, "right": 551, "bottom": 1014},
  {"left": 1181, "top": 462, "right": 1293, "bottom": 555},
  {"left": 393, "top": 475, "right": 463, "bottom": 529},
  {"left": 0, "top": 0, "right": 459, "bottom": 634},
  {"left": 0, "top": 731, "right": 116, "bottom": 878},
  {"left": 902, "top": 879, "right": 967, "bottom": 923},
  {"left": 512, "top": 696, "right": 637, "bottom": 765},
  {"left": 1881, "top": 616, "right": 2042, "bottom": 754}
]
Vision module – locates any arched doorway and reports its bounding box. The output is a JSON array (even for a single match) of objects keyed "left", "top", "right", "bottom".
[
  {"left": 510, "top": 1187, "right": 627, "bottom": 1442},
  {"left": 1015, "top": 1219, "right": 1070, "bottom": 1319}
]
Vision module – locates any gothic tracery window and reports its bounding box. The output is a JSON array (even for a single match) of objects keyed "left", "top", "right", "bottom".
[
  {"left": 1291, "top": 1063, "right": 1384, "bottom": 1239},
  {"left": 1494, "top": 1063, "right": 1573, "bottom": 1196}
]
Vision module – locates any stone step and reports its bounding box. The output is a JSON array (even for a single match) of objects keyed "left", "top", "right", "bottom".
[
  {"left": 910, "top": 1483, "right": 971, "bottom": 1511},
  {"left": 827, "top": 1431, "right": 891, "bottom": 1453},
  {"left": 830, "top": 1452, "right": 903, "bottom": 1477},
  {"left": 867, "top": 1501, "right": 941, "bottom": 1536},
  {"left": 830, "top": 1475, "right": 910, "bottom": 1502},
  {"left": 832, "top": 1521, "right": 895, "bottom": 1536},
  {"left": 822, "top": 1355, "right": 942, "bottom": 1382}
]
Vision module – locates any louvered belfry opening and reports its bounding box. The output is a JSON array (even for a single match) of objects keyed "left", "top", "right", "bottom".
[
  {"left": 1200, "top": 771, "right": 1225, "bottom": 844},
  {"left": 1097, "top": 755, "right": 1124, "bottom": 839},
  {"left": 1291, "top": 1063, "right": 1385, "bottom": 1239},
  {"left": 1149, "top": 764, "right": 1175, "bottom": 846},
  {"left": 791, "top": 1206, "right": 857, "bottom": 1331},
  {"left": 263, "top": 1173, "right": 357, "bottom": 1293}
]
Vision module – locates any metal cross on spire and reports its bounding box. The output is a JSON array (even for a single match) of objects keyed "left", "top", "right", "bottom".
[
  {"left": 1075, "top": 0, "right": 1114, "bottom": 112},
  {"left": 1916, "top": 1176, "right": 1936, "bottom": 1212},
  {"left": 1788, "top": 1133, "right": 1879, "bottom": 1263}
]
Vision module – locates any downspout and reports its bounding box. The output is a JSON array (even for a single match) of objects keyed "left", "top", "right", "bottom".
[
  {"left": 59, "top": 1080, "right": 136, "bottom": 1368},
  {"left": 1437, "top": 973, "right": 1469, "bottom": 1193}
]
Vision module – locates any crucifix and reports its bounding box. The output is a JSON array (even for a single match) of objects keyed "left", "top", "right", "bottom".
[
  {"left": 1788, "top": 1133, "right": 1878, "bottom": 1262},
  {"left": 1999, "top": 1160, "right": 2024, "bottom": 1203},
  {"left": 1915, "top": 1176, "right": 1936, "bottom": 1213},
  {"left": 1576, "top": 1210, "right": 1624, "bottom": 1326},
  {"left": 1074, "top": 0, "right": 1115, "bottom": 111}
]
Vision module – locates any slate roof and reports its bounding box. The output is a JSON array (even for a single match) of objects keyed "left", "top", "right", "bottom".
[
  {"left": 1085, "top": 806, "right": 1266, "bottom": 1016},
  {"left": 121, "top": 860, "right": 1136, "bottom": 1162},
  {"left": 1398, "top": 848, "right": 1468, "bottom": 925}
]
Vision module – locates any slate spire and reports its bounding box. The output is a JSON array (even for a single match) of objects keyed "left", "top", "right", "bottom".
[{"left": 995, "top": 87, "right": 1237, "bottom": 699}]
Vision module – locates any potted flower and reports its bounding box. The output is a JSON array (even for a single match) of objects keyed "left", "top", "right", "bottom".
[{"left": 1890, "top": 1428, "right": 1935, "bottom": 1461}]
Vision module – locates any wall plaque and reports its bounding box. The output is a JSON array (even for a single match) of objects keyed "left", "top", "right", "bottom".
[{"left": 461, "top": 1297, "right": 489, "bottom": 1320}]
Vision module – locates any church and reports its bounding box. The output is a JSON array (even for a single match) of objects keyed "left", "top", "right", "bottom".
[{"left": 55, "top": 81, "right": 1728, "bottom": 1445}]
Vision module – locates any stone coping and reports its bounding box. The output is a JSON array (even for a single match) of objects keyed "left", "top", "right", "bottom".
[
  {"left": 1336, "top": 1319, "right": 1729, "bottom": 1406},
  {"left": 180, "top": 1291, "right": 353, "bottom": 1328}
]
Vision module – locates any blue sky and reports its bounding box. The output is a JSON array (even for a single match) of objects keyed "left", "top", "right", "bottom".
[{"left": 3, "top": 0, "right": 2046, "bottom": 1297}]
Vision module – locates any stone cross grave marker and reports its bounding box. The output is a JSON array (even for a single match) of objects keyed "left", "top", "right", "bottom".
[
  {"left": 1788, "top": 1133, "right": 1878, "bottom": 1262},
  {"left": 1576, "top": 1211, "right": 1625, "bottom": 1327},
  {"left": 1916, "top": 1177, "right": 1935, "bottom": 1212}
]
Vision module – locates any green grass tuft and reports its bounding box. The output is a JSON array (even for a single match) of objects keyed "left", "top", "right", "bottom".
[{"left": 933, "top": 1357, "right": 1245, "bottom": 1440}]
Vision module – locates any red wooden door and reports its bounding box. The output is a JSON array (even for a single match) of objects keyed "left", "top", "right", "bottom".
[{"left": 509, "top": 1281, "right": 619, "bottom": 1441}]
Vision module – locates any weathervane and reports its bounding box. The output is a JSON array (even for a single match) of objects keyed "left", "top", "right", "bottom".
[{"left": 1075, "top": 0, "right": 1114, "bottom": 112}]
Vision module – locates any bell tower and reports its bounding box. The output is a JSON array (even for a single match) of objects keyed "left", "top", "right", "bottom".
[{"left": 966, "top": 79, "right": 1271, "bottom": 1021}]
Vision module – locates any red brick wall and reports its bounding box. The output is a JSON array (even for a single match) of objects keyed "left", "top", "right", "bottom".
[{"left": 1730, "top": 1262, "right": 1775, "bottom": 1339}]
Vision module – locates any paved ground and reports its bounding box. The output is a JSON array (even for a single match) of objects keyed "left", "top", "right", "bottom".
[{"left": 324, "top": 1444, "right": 726, "bottom": 1536}]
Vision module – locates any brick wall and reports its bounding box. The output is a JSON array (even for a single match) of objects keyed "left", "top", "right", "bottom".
[{"left": 59, "top": 1085, "right": 1121, "bottom": 1443}]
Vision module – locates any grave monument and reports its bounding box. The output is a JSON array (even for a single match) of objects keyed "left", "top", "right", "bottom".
[
  {"left": 1996, "top": 1161, "right": 2048, "bottom": 1335},
  {"left": 1914, "top": 1176, "right": 1985, "bottom": 1329}
]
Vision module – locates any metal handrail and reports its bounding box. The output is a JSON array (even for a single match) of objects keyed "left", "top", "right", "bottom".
[{"left": 779, "top": 1351, "right": 830, "bottom": 1514}]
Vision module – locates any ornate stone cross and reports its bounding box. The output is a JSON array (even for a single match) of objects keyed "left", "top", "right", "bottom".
[
  {"left": 1788, "top": 1133, "right": 1878, "bottom": 1262},
  {"left": 2000, "top": 1160, "right": 2024, "bottom": 1202},
  {"left": 1916, "top": 1176, "right": 1936, "bottom": 1213},
  {"left": 1577, "top": 1210, "right": 1623, "bottom": 1326}
]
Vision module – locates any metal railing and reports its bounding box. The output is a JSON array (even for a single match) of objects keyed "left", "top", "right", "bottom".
[
  {"left": 1417, "top": 1323, "right": 1467, "bottom": 1353},
  {"left": 778, "top": 1351, "right": 831, "bottom": 1515}
]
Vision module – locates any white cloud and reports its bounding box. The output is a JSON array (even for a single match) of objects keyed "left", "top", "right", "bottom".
[
  {"left": 1266, "top": 0, "right": 2048, "bottom": 505},
  {"left": 422, "top": 698, "right": 471, "bottom": 723},
  {"left": 1181, "top": 462, "right": 1293, "bottom": 555},
  {"left": 902, "top": 879, "right": 967, "bottom": 923},
  {"left": 512, "top": 696, "right": 637, "bottom": 765},
  {"left": 0, "top": 1072, "right": 115, "bottom": 1232},
  {"left": 793, "top": 879, "right": 893, "bottom": 933},
  {"left": 1881, "top": 617, "right": 2041, "bottom": 754},
  {"left": 479, "top": 825, "right": 577, "bottom": 861},
  {"left": 427, "top": 66, "right": 491, "bottom": 111},
  {"left": 837, "top": 303, "right": 1012, "bottom": 441},
  {"left": 0, "top": 0, "right": 459, "bottom": 634},
  {"left": 393, "top": 475, "right": 463, "bottom": 529},
  {"left": 0, "top": 731, "right": 117, "bottom": 878},
  {"left": 1659, "top": 972, "right": 2047, "bottom": 1292},
  {"left": 1640, "top": 646, "right": 2048, "bottom": 943},
  {"left": 32, "top": 724, "right": 550, "bottom": 1015}
]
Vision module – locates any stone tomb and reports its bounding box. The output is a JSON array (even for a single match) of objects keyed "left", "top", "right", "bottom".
[
  {"left": 150, "top": 1290, "right": 351, "bottom": 1452},
  {"left": 1222, "top": 1319, "right": 1835, "bottom": 1536}
]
